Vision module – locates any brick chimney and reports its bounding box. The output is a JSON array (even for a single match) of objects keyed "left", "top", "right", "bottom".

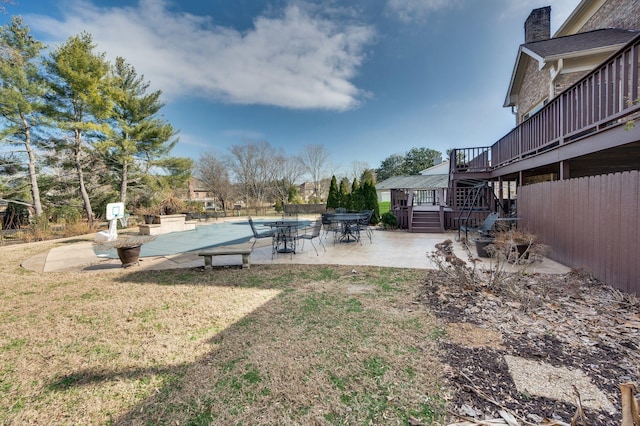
[{"left": 525, "top": 6, "right": 551, "bottom": 42}]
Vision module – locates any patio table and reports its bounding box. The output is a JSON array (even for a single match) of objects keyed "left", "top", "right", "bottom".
[
  {"left": 328, "top": 213, "right": 367, "bottom": 243},
  {"left": 263, "top": 220, "right": 306, "bottom": 254}
]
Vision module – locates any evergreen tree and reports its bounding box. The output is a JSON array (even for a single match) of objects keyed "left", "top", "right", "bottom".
[
  {"left": 350, "top": 178, "right": 362, "bottom": 211},
  {"left": 361, "top": 180, "right": 380, "bottom": 224},
  {"left": 0, "top": 17, "right": 47, "bottom": 216},
  {"left": 326, "top": 175, "right": 339, "bottom": 209},
  {"left": 98, "top": 57, "right": 178, "bottom": 205},
  {"left": 45, "top": 32, "right": 112, "bottom": 226},
  {"left": 360, "top": 168, "right": 376, "bottom": 185},
  {"left": 339, "top": 177, "right": 350, "bottom": 209}
]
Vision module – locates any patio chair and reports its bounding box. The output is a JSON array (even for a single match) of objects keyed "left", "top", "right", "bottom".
[
  {"left": 296, "top": 220, "right": 325, "bottom": 256},
  {"left": 248, "top": 216, "right": 275, "bottom": 251},
  {"left": 321, "top": 213, "right": 339, "bottom": 241},
  {"left": 357, "top": 210, "right": 374, "bottom": 243},
  {"left": 458, "top": 211, "right": 499, "bottom": 241}
]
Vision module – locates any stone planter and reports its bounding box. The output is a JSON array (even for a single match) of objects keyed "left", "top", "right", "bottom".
[
  {"left": 474, "top": 238, "right": 495, "bottom": 258},
  {"left": 116, "top": 245, "right": 142, "bottom": 267}
]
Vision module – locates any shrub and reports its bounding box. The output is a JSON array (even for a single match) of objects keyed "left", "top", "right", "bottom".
[
  {"left": 380, "top": 211, "right": 398, "bottom": 229},
  {"left": 184, "top": 200, "right": 204, "bottom": 213},
  {"left": 21, "top": 216, "right": 52, "bottom": 242},
  {"left": 63, "top": 221, "right": 97, "bottom": 237},
  {"left": 49, "top": 205, "right": 82, "bottom": 224}
]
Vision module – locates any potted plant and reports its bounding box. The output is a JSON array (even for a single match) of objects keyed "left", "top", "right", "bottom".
[
  {"left": 487, "top": 229, "right": 550, "bottom": 262},
  {"left": 159, "top": 193, "right": 185, "bottom": 215},
  {"left": 136, "top": 206, "right": 159, "bottom": 224},
  {"left": 473, "top": 235, "right": 495, "bottom": 258},
  {"left": 94, "top": 235, "right": 156, "bottom": 267}
]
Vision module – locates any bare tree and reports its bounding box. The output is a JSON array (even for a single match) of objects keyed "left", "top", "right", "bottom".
[
  {"left": 196, "top": 152, "right": 234, "bottom": 215},
  {"left": 348, "top": 160, "right": 371, "bottom": 182},
  {"left": 226, "top": 141, "right": 279, "bottom": 213},
  {"left": 272, "top": 152, "right": 305, "bottom": 207},
  {"left": 299, "top": 144, "right": 331, "bottom": 201}
]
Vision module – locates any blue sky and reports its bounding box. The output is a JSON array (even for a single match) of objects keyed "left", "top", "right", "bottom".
[{"left": 4, "top": 0, "right": 581, "bottom": 176}]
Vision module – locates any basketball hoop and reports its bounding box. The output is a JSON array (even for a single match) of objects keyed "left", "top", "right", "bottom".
[
  {"left": 96, "top": 202, "right": 126, "bottom": 242},
  {"left": 118, "top": 213, "right": 130, "bottom": 229}
]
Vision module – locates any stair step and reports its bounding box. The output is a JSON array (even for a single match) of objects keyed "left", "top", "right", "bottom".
[
  {"left": 411, "top": 227, "right": 442, "bottom": 233},
  {"left": 411, "top": 211, "right": 442, "bottom": 233}
]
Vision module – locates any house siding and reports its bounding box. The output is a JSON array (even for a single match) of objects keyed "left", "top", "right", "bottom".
[
  {"left": 517, "top": 57, "right": 550, "bottom": 124},
  {"left": 579, "top": 0, "right": 640, "bottom": 32},
  {"left": 553, "top": 71, "right": 589, "bottom": 96}
]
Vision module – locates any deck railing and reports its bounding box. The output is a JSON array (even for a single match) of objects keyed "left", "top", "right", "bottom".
[{"left": 451, "top": 32, "right": 640, "bottom": 172}]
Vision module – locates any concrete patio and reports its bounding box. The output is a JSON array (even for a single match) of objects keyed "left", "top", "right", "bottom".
[{"left": 21, "top": 219, "right": 571, "bottom": 275}]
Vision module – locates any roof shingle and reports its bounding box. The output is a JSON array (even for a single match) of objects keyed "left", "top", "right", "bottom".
[{"left": 523, "top": 28, "right": 639, "bottom": 58}]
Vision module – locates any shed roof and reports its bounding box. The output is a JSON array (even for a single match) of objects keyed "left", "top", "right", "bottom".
[{"left": 376, "top": 174, "right": 448, "bottom": 190}]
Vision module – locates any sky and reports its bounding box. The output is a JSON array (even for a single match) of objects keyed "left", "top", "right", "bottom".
[{"left": 3, "top": 0, "right": 582, "bottom": 177}]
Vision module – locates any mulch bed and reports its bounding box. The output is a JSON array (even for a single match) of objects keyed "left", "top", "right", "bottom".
[{"left": 419, "top": 268, "right": 640, "bottom": 425}]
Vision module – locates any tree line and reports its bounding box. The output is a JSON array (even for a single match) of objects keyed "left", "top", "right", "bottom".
[
  {"left": 325, "top": 169, "right": 380, "bottom": 224},
  {"left": 0, "top": 17, "right": 187, "bottom": 226},
  {"left": 196, "top": 142, "right": 343, "bottom": 216},
  {"left": 1, "top": 16, "right": 445, "bottom": 226}
]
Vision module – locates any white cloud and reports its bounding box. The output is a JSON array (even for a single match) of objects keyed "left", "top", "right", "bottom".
[
  {"left": 385, "top": 0, "right": 457, "bottom": 23},
  {"left": 28, "top": 0, "right": 375, "bottom": 110}
]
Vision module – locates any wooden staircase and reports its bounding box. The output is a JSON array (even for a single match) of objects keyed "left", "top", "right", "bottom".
[{"left": 410, "top": 210, "right": 443, "bottom": 233}]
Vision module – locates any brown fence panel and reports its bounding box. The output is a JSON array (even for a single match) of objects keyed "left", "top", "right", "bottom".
[
  {"left": 284, "top": 204, "right": 326, "bottom": 215},
  {"left": 520, "top": 171, "right": 640, "bottom": 295}
]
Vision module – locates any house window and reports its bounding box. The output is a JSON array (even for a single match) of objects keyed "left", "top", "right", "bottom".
[{"left": 523, "top": 98, "right": 548, "bottom": 120}]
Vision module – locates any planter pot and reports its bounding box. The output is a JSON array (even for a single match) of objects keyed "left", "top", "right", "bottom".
[
  {"left": 143, "top": 215, "right": 156, "bottom": 224},
  {"left": 474, "top": 238, "right": 495, "bottom": 258},
  {"left": 116, "top": 245, "right": 141, "bottom": 267},
  {"left": 515, "top": 243, "right": 530, "bottom": 259}
]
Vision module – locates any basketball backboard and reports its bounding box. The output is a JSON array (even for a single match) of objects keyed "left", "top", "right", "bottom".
[{"left": 106, "top": 202, "right": 125, "bottom": 221}]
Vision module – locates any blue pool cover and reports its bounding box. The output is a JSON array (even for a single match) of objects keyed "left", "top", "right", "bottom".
[{"left": 94, "top": 219, "right": 309, "bottom": 258}]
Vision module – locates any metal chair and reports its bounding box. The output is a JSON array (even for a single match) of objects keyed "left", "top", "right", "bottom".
[
  {"left": 296, "top": 220, "right": 325, "bottom": 255},
  {"left": 357, "top": 210, "right": 374, "bottom": 243},
  {"left": 458, "top": 211, "right": 499, "bottom": 241},
  {"left": 248, "top": 217, "right": 274, "bottom": 251},
  {"left": 321, "top": 213, "right": 338, "bottom": 242}
]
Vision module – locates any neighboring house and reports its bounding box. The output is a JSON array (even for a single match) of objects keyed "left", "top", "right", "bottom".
[
  {"left": 376, "top": 174, "right": 448, "bottom": 204},
  {"left": 377, "top": 160, "right": 449, "bottom": 203},
  {"left": 419, "top": 159, "right": 450, "bottom": 176},
  {"left": 186, "top": 178, "right": 218, "bottom": 210},
  {"left": 297, "top": 180, "right": 329, "bottom": 203}
]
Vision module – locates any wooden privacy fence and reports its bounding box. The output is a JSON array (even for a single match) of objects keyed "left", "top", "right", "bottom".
[
  {"left": 284, "top": 204, "right": 326, "bottom": 215},
  {"left": 519, "top": 171, "right": 639, "bottom": 295}
]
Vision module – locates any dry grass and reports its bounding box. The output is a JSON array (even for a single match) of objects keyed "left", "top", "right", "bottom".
[{"left": 0, "top": 241, "right": 445, "bottom": 425}]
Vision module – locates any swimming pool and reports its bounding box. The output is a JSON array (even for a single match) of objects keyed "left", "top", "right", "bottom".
[{"left": 94, "top": 219, "right": 309, "bottom": 258}]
